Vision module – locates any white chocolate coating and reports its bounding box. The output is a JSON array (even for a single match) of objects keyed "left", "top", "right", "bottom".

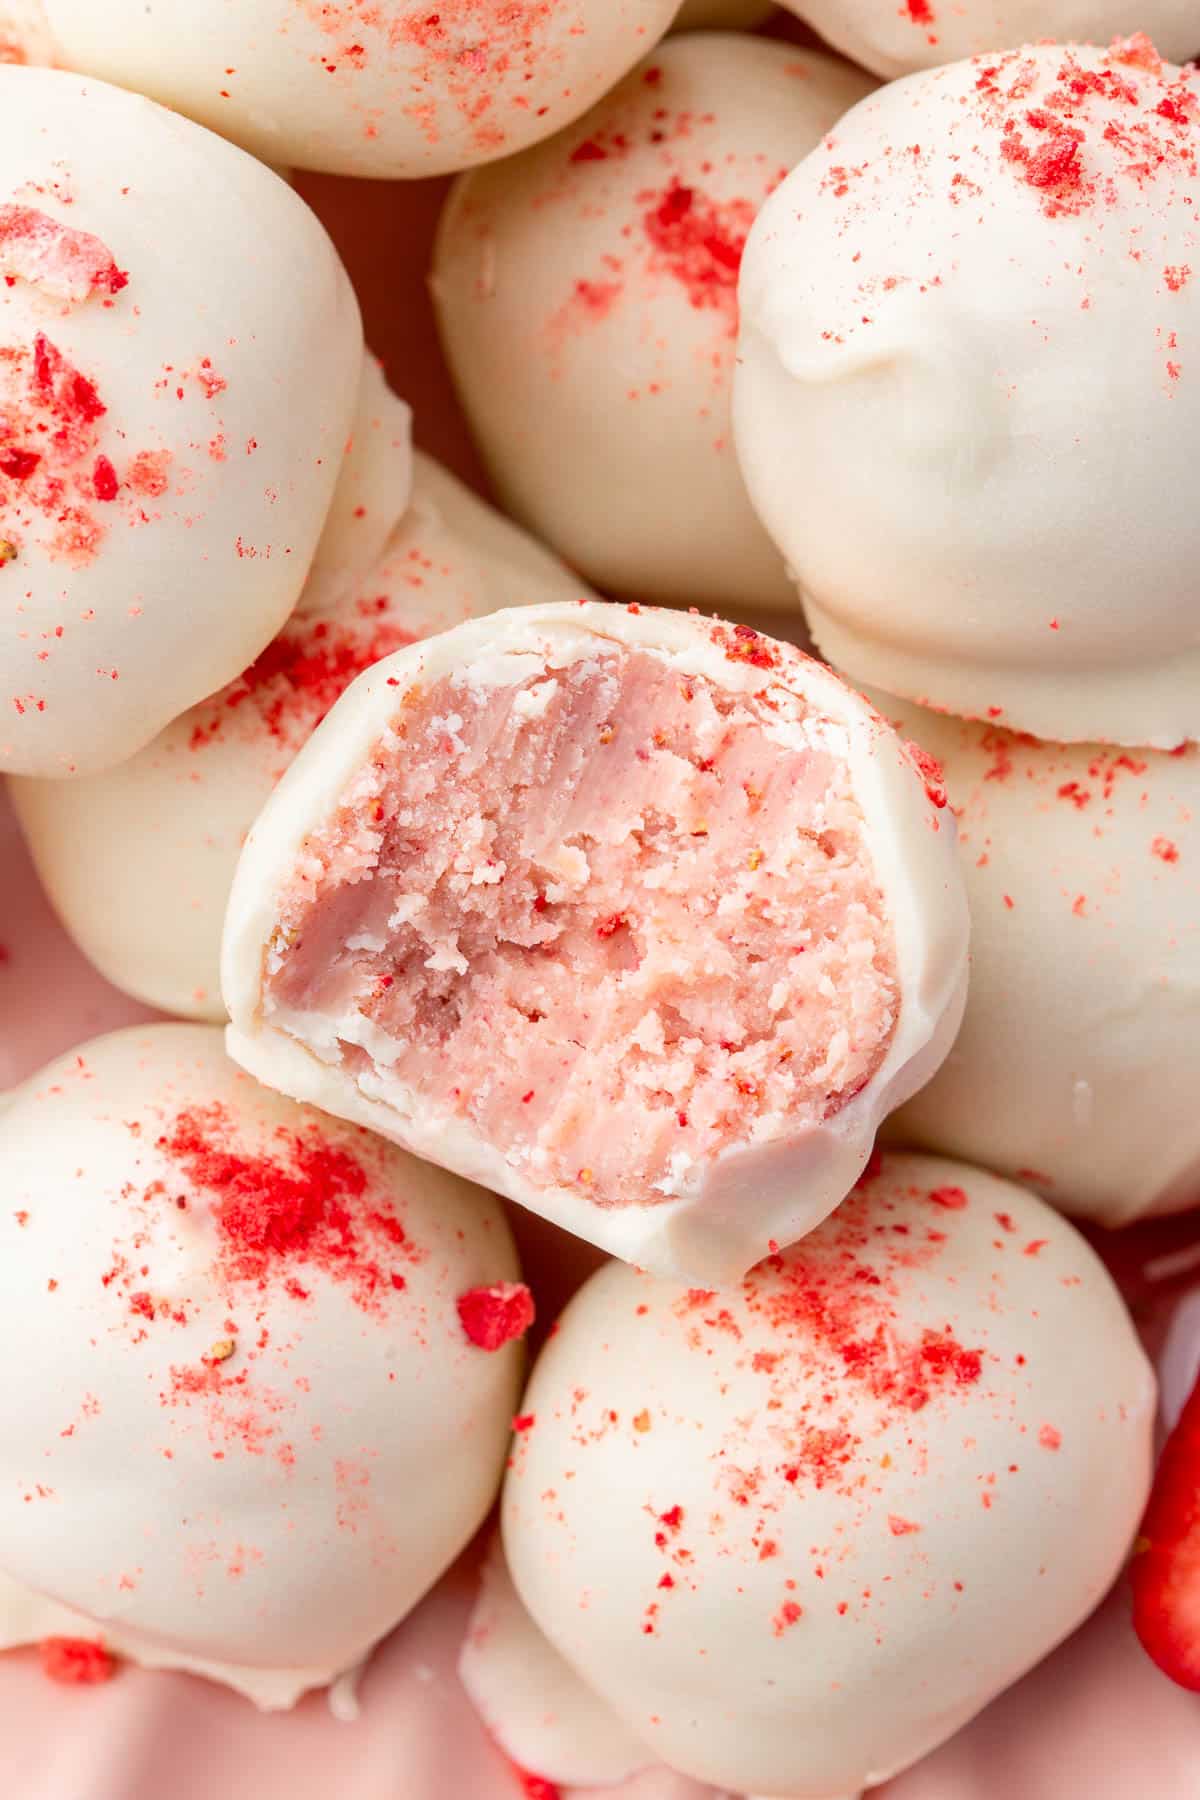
[
  {"left": 9, "top": 451, "right": 591, "bottom": 1021},
  {"left": 222, "top": 601, "right": 968, "bottom": 1282},
  {"left": 734, "top": 43, "right": 1200, "bottom": 746},
  {"left": 460, "top": 1535, "right": 656, "bottom": 1787},
  {"left": 433, "top": 36, "right": 873, "bottom": 613},
  {"left": 0, "top": 1024, "right": 523, "bottom": 1705},
  {"left": 501, "top": 1152, "right": 1155, "bottom": 1797},
  {"left": 872, "top": 692, "right": 1200, "bottom": 1227},
  {"left": 787, "top": 0, "right": 1200, "bottom": 83},
  {"left": 26, "top": 0, "right": 682, "bottom": 180},
  {"left": 0, "top": 66, "right": 362, "bottom": 777},
  {"left": 299, "top": 357, "right": 413, "bottom": 622}
]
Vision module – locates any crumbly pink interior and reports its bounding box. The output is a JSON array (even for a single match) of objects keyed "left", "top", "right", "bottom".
[{"left": 266, "top": 645, "right": 897, "bottom": 1208}]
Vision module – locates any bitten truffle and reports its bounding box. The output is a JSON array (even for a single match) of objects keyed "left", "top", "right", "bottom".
[
  {"left": 14, "top": 0, "right": 682, "bottom": 179},
  {"left": 433, "top": 35, "right": 873, "bottom": 612},
  {"left": 0, "top": 1024, "right": 525, "bottom": 1705},
  {"left": 10, "top": 447, "right": 591, "bottom": 1020},
  {"left": 0, "top": 66, "right": 363, "bottom": 776},
  {"left": 222, "top": 600, "right": 968, "bottom": 1282},
  {"left": 734, "top": 41, "right": 1200, "bottom": 746},
  {"left": 497, "top": 1152, "right": 1155, "bottom": 1796},
  {"left": 873, "top": 692, "right": 1200, "bottom": 1227}
]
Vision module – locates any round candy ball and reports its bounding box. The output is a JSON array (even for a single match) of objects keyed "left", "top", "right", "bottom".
[
  {"left": 503, "top": 1151, "right": 1154, "bottom": 1795},
  {"left": 735, "top": 41, "right": 1200, "bottom": 745},
  {"left": 433, "top": 34, "right": 872, "bottom": 612},
  {"left": 0, "top": 1024, "right": 526, "bottom": 1704},
  {"left": 0, "top": 67, "right": 362, "bottom": 776},
  {"left": 23, "top": 0, "right": 683, "bottom": 179}
]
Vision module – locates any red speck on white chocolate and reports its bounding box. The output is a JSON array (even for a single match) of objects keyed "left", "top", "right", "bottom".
[
  {"left": 433, "top": 34, "right": 873, "bottom": 613},
  {"left": 497, "top": 1152, "right": 1154, "bottom": 1795},
  {"left": 0, "top": 1024, "right": 524, "bottom": 1704}
]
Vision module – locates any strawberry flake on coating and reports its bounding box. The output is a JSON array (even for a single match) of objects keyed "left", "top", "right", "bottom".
[
  {"left": 457, "top": 1281, "right": 535, "bottom": 1351},
  {"left": 39, "top": 1637, "right": 117, "bottom": 1685},
  {"left": 0, "top": 206, "right": 128, "bottom": 303}
]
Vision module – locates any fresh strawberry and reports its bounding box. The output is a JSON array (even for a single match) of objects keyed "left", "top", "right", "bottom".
[{"left": 1131, "top": 1373, "right": 1200, "bottom": 1690}]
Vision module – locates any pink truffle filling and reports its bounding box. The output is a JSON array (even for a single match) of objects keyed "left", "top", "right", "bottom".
[{"left": 265, "top": 643, "right": 898, "bottom": 1208}]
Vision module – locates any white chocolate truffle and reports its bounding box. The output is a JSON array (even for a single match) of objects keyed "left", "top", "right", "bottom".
[
  {"left": 24, "top": 0, "right": 682, "bottom": 180},
  {"left": 222, "top": 601, "right": 968, "bottom": 1283},
  {"left": 734, "top": 41, "right": 1200, "bottom": 746},
  {"left": 299, "top": 356, "right": 414, "bottom": 622},
  {"left": 872, "top": 694, "right": 1200, "bottom": 1227},
  {"left": 0, "top": 1024, "right": 525, "bottom": 1706},
  {"left": 9, "top": 451, "right": 591, "bottom": 1022},
  {"left": 787, "top": 0, "right": 1200, "bottom": 83},
  {"left": 434, "top": 37, "right": 873, "bottom": 613},
  {"left": 460, "top": 1536, "right": 656, "bottom": 1788},
  {"left": 500, "top": 1152, "right": 1155, "bottom": 1797},
  {"left": 0, "top": 66, "right": 362, "bottom": 777}
]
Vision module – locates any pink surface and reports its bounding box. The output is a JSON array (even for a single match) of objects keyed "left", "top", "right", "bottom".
[
  {"left": 2, "top": 86, "right": 1200, "bottom": 1797},
  {"left": 268, "top": 641, "right": 894, "bottom": 1209}
]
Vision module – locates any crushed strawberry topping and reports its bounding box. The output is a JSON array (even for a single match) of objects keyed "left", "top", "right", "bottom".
[
  {"left": 39, "top": 1638, "right": 117, "bottom": 1686},
  {"left": 973, "top": 42, "right": 1198, "bottom": 218},
  {"left": 640, "top": 179, "right": 756, "bottom": 330},
  {"left": 518, "top": 1772, "right": 562, "bottom": 1800},
  {"left": 154, "top": 1103, "right": 423, "bottom": 1313},
  {"left": 188, "top": 608, "right": 416, "bottom": 753},
  {"left": 458, "top": 1282, "right": 536, "bottom": 1352},
  {"left": 0, "top": 205, "right": 128, "bottom": 303},
  {"left": 905, "top": 740, "right": 948, "bottom": 809},
  {"left": 0, "top": 333, "right": 111, "bottom": 567},
  {"left": 309, "top": 0, "right": 567, "bottom": 157}
]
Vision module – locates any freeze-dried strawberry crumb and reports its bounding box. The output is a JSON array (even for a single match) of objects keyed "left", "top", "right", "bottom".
[
  {"left": 92, "top": 455, "right": 119, "bottom": 502},
  {"left": 641, "top": 179, "right": 756, "bottom": 331},
  {"left": 39, "top": 1638, "right": 117, "bottom": 1685},
  {"left": 0, "top": 206, "right": 128, "bottom": 302},
  {"left": 905, "top": 741, "right": 948, "bottom": 808},
  {"left": 973, "top": 42, "right": 1199, "bottom": 219},
  {"left": 457, "top": 1281, "right": 535, "bottom": 1351},
  {"left": 188, "top": 613, "right": 416, "bottom": 752},
  {"left": 153, "top": 1104, "right": 421, "bottom": 1313},
  {"left": 711, "top": 620, "right": 781, "bottom": 670},
  {"left": 519, "top": 1773, "right": 562, "bottom": 1800}
]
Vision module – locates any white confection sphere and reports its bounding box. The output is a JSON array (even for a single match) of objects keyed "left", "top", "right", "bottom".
[
  {"left": 298, "top": 356, "right": 414, "bottom": 623},
  {"left": 502, "top": 1152, "right": 1155, "bottom": 1797},
  {"left": 222, "top": 602, "right": 968, "bottom": 1283},
  {"left": 874, "top": 694, "right": 1200, "bottom": 1227},
  {"left": 26, "top": 0, "right": 682, "bottom": 180},
  {"left": 0, "top": 67, "right": 362, "bottom": 776},
  {"left": 674, "top": 0, "right": 774, "bottom": 28},
  {"left": 0, "top": 1024, "right": 525, "bottom": 1704},
  {"left": 734, "top": 42, "right": 1200, "bottom": 746},
  {"left": 788, "top": 0, "right": 1200, "bottom": 82},
  {"left": 433, "top": 36, "right": 873, "bottom": 612},
  {"left": 9, "top": 451, "right": 590, "bottom": 1021}
]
